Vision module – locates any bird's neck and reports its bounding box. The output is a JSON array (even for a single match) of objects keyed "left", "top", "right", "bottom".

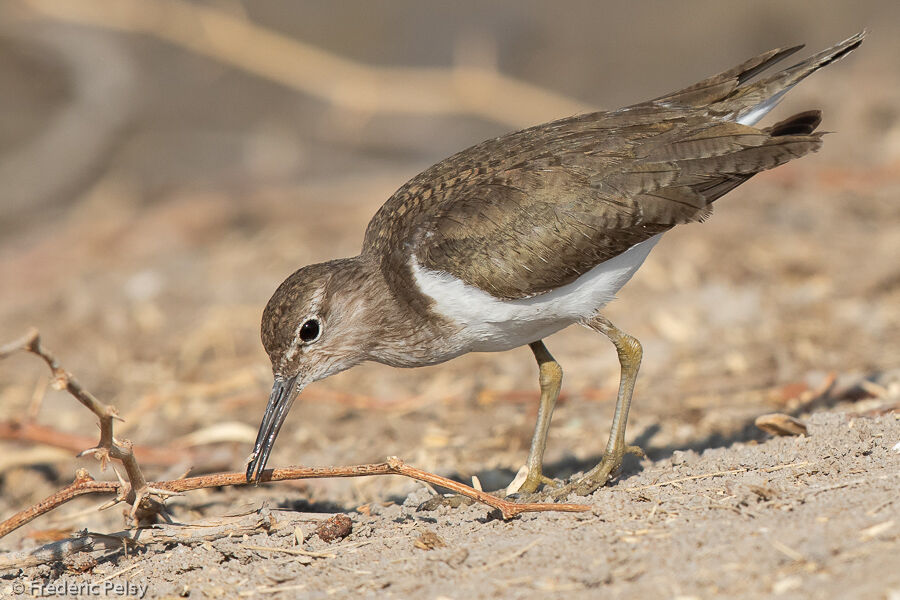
[{"left": 341, "top": 253, "right": 453, "bottom": 368}]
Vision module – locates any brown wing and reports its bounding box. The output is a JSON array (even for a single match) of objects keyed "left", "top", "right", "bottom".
[{"left": 362, "top": 34, "right": 862, "bottom": 300}]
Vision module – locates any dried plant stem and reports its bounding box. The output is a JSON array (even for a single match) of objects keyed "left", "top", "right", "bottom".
[
  {"left": 0, "top": 420, "right": 183, "bottom": 466},
  {"left": 0, "top": 329, "right": 589, "bottom": 540},
  {"left": 0, "top": 536, "right": 96, "bottom": 571},
  {"left": 21, "top": 0, "right": 592, "bottom": 129},
  {"left": 1, "top": 329, "right": 168, "bottom": 525},
  {"left": 0, "top": 512, "right": 277, "bottom": 570},
  {"left": 0, "top": 459, "right": 589, "bottom": 539}
]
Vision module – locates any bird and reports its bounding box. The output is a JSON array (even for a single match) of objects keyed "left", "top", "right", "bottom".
[{"left": 246, "top": 33, "right": 864, "bottom": 499}]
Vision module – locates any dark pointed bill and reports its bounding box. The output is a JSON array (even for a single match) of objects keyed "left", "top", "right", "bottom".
[{"left": 246, "top": 375, "right": 300, "bottom": 484}]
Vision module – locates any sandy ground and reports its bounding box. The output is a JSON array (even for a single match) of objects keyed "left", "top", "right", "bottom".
[
  {"left": 1, "top": 2, "right": 899, "bottom": 599},
  {"left": 8, "top": 412, "right": 900, "bottom": 599}
]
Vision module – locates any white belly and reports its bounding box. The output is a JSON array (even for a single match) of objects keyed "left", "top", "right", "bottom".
[{"left": 411, "top": 234, "right": 661, "bottom": 353}]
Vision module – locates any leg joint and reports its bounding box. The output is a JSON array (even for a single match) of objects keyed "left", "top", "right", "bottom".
[
  {"left": 538, "top": 359, "right": 563, "bottom": 388},
  {"left": 589, "top": 315, "right": 642, "bottom": 370},
  {"left": 614, "top": 335, "right": 642, "bottom": 371},
  {"left": 616, "top": 332, "right": 642, "bottom": 362}
]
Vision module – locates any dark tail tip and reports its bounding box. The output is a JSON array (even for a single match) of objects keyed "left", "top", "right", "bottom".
[
  {"left": 822, "top": 31, "right": 866, "bottom": 67},
  {"left": 766, "top": 110, "right": 823, "bottom": 136}
]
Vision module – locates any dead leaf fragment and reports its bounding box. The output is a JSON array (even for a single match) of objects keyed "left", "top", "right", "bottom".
[
  {"left": 755, "top": 413, "right": 808, "bottom": 436},
  {"left": 64, "top": 552, "right": 97, "bottom": 574},
  {"left": 414, "top": 530, "right": 447, "bottom": 551}
]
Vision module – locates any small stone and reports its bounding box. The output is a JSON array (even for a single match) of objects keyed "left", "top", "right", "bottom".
[{"left": 316, "top": 514, "right": 352, "bottom": 542}]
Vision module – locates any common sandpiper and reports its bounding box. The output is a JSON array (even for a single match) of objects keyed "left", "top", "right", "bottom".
[{"left": 246, "top": 33, "right": 864, "bottom": 499}]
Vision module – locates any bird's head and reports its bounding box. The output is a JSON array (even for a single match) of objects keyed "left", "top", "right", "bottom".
[{"left": 246, "top": 257, "right": 376, "bottom": 483}]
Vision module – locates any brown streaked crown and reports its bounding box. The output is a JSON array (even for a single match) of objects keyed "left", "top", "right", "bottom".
[{"left": 261, "top": 259, "right": 344, "bottom": 372}]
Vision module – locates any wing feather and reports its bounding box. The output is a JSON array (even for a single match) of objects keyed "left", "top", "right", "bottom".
[{"left": 362, "top": 36, "right": 862, "bottom": 300}]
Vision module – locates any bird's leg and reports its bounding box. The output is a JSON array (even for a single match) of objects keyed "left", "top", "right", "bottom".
[
  {"left": 417, "top": 340, "right": 561, "bottom": 512},
  {"left": 418, "top": 341, "right": 561, "bottom": 511},
  {"left": 511, "top": 340, "right": 563, "bottom": 494},
  {"left": 551, "top": 315, "right": 644, "bottom": 499}
]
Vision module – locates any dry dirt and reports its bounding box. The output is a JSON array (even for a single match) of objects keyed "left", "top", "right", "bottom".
[
  {"left": 1, "top": 2, "right": 899, "bottom": 599},
  {"left": 8, "top": 412, "right": 899, "bottom": 599}
]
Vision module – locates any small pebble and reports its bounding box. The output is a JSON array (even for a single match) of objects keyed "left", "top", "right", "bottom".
[
  {"left": 316, "top": 514, "right": 352, "bottom": 542},
  {"left": 671, "top": 450, "right": 689, "bottom": 466}
]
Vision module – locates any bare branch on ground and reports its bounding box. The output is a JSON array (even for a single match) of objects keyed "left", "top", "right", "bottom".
[{"left": 0, "top": 330, "right": 589, "bottom": 542}]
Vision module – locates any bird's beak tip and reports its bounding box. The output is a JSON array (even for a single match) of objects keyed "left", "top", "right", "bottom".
[
  {"left": 244, "top": 452, "right": 259, "bottom": 485},
  {"left": 246, "top": 374, "right": 300, "bottom": 486}
]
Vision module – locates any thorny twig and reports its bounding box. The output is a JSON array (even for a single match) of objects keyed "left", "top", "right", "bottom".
[
  {"left": 0, "top": 460, "right": 589, "bottom": 539},
  {"left": 0, "top": 330, "right": 589, "bottom": 540},
  {"left": 1, "top": 330, "right": 172, "bottom": 527},
  {"left": 0, "top": 420, "right": 185, "bottom": 467}
]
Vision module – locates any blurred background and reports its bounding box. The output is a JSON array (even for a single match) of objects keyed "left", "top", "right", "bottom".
[{"left": 1, "top": 1, "right": 898, "bottom": 540}]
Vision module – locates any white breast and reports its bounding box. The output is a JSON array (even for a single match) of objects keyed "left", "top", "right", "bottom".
[{"left": 412, "top": 234, "right": 661, "bottom": 353}]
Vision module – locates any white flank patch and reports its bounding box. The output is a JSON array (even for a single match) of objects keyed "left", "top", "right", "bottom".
[
  {"left": 412, "top": 235, "right": 661, "bottom": 353},
  {"left": 736, "top": 88, "right": 792, "bottom": 126}
]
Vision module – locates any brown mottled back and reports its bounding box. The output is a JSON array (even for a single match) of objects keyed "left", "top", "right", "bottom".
[{"left": 362, "top": 33, "right": 862, "bottom": 300}]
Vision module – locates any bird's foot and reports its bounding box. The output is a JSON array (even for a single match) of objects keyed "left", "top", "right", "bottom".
[
  {"left": 416, "top": 471, "right": 560, "bottom": 512},
  {"left": 416, "top": 493, "right": 477, "bottom": 512},
  {"left": 416, "top": 444, "right": 643, "bottom": 510},
  {"left": 548, "top": 444, "right": 644, "bottom": 500},
  {"left": 505, "top": 464, "right": 559, "bottom": 495}
]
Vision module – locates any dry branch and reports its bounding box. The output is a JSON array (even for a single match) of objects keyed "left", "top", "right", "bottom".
[
  {"left": 0, "top": 329, "right": 589, "bottom": 542},
  {"left": 1, "top": 329, "right": 170, "bottom": 527},
  {"left": 1, "top": 459, "right": 589, "bottom": 539},
  {"left": 0, "top": 420, "right": 183, "bottom": 467},
  {"left": 21, "top": 0, "right": 592, "bottom": 129},
  {"left": 0, "top": 511, "right": 276, "bottom": 571},
  {"left": 0, "top": 536, "right": 95, "bottom": 571}
]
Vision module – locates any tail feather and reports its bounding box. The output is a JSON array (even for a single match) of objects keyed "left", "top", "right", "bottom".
[
  {"left": 765, "top": 110, "right": 823, "bottom": 136},
  {"left": 624, "top": 34, "right": 862, "bottom": 229},
  {"left": 650, "top": 32, "right": 865, "bottom": 126},
  {"left": 654, "top": 44, "right": 804, "bottom": 107},
  {"left": 726, "top": 31, "right": 865, "bottom": 125}
]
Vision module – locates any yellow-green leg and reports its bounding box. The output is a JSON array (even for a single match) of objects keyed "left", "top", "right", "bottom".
[
  {"left": 512, "top": 340, "right": 563, "bottom": 494},
  {"left": 551, "top": 315, "right": 645, "bottom": 499}
]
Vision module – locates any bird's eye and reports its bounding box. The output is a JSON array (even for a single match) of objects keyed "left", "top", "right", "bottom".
[{"left": 299, "top": 318, "right": 321, "bottom": 343}]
